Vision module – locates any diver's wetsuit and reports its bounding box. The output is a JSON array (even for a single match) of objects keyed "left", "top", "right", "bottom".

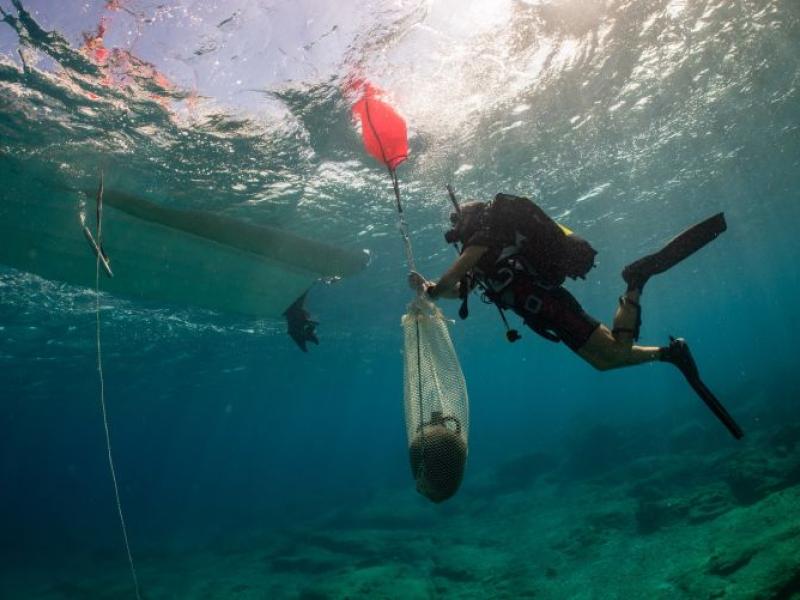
[{"left": 465, "top": 239, "right": 600, "bottom": 352}]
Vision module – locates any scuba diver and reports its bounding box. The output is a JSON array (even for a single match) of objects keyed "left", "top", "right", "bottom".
[{"left": 409, "top": 191, "right": 744, "bottom": 439}]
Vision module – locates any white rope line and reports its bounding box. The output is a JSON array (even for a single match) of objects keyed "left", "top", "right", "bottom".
[{"left": 95, "top": 250, "right": 142, "bottom": 600}]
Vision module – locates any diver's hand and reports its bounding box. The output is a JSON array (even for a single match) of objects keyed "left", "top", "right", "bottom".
[{"left": 408, "top": 271, "right": 434, "bottom": 294}]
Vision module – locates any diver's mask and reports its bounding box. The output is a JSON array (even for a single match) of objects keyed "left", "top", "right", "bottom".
[
  {"left": 444, "top": 201, "right": 485, "bottom": 246},
  {"left": 444, "top": 210, "right": 462, "bottom": 245}
]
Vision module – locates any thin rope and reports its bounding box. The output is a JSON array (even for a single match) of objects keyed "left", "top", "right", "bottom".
[
  {"left": 94, "top": 224, "right": 142, "bottom": 600},
  {"left": 390, "top": 168, "right": 417, "bottom": 273}
]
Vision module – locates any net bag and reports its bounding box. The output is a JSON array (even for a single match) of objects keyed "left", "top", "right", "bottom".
[{"left": 402, "top": 296, "right": 469, "bottom": 503}]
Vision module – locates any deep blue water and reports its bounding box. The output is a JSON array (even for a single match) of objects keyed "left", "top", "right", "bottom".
[{"left": 1, "top": 0, "right": 799, "bottom": 598}]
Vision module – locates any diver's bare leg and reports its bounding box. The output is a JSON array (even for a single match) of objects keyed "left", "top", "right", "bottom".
[
  {"left": 577, "top": 324, "right": 661, "bottom": 371},
  {"left": 611, "top": 288, "right": 641, "bottom": 345}
]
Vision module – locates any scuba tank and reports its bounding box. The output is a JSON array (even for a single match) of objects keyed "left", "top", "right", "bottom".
[
  {"left": 483, "top": 193, "right": 597, "bottom": 285},
  {"left": 444, "top": 192, "right": 597, "bottom": 285}
]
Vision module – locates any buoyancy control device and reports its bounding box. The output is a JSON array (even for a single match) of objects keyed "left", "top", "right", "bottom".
[
  {"left": 479, "top": 193, "right": 597, "bottom": 286},
  {"left": 446, "top": 192, "right": 597, "bottom": 341}
]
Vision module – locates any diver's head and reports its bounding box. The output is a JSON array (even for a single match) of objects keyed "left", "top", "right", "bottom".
[{"left": 444, "top": 200, "right": 486, "bottom": 245}]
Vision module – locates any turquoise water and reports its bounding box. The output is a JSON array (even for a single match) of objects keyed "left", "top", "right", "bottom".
[{"left": 1, "top": 0, "right": 799, "bottom": 597}]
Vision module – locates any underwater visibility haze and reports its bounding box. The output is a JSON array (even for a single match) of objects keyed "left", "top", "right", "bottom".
[{"left": 1, "top": 0, "right": 800, "bottom": 597}]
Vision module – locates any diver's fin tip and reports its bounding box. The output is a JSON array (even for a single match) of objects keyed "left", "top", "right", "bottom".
[{"left": 663, "top": 337, "right": 744, "bottom": 441}]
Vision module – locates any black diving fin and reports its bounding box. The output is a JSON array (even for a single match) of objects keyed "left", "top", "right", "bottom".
[
  {"left": 623, "top": 212, "right": 727, "bottom": 292},
  {"left": 662, "top": 337, "right": 744, "bottom": 440},
  {"left": 685, "top": 371, "right": 744, "bottom": 440}
]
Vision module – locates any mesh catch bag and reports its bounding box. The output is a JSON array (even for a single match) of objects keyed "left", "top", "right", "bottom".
[{"left": 402, "top": 296, "right": 469, "bottom": 503}]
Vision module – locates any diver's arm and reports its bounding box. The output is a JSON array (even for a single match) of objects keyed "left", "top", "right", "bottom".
[{"left": 428, "top": 245, "right": 488, "bottom": 299}]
